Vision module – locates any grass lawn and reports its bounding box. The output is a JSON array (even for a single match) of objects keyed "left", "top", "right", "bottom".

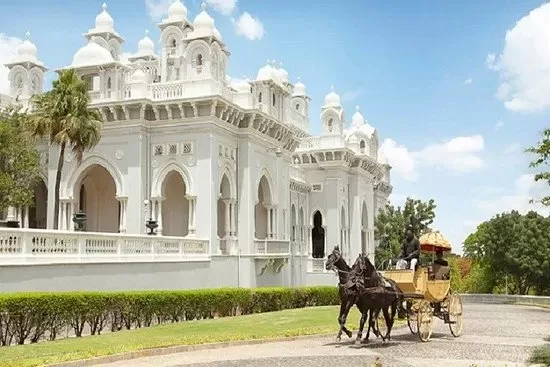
[
  {"left": 0, "top": 305, "right": 392, "bottom": 367},
  {"left": 529, "top": 336, "right": 550, "bottom": 366}
]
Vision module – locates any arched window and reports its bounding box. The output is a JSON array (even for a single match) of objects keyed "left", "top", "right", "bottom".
[
  {"left": 360, "top": 140, "right": 366, "bottom": 153},
  {"left": 328, "top": 118, "right": 334, "bottom": 132},
  {"left": 107, "top": 77, "right": 112, "bottom": 89},
  {"left": 196, "top": 54, "right": 203, "bottom": 66},
  {"left": 295, "top": 103, "right": 300, "bottom": 111},
  {"left": 171, "top": 39, "right": 176, "bottom": 48},
  {"left": 272, "top": 92, "right": 276, "bottom": 106},
  {"left": 258, "top": 92, "right": 263, "bottom": 103}
]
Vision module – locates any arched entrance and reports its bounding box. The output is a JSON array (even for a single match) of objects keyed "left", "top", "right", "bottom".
[
  {"left": 361, "top": 202, "right": 368, "bottom": 254},
  {"left": 161, "top": 171, "right": 189, "bottom": 237},
  {"left": 311, "top": 210, "right": 325, "bottom": 258},
  {"left": 29, "top": 179, "right": 47, "bottom": 229},
  {"left": 255, "top": 175, "right": 273, "bottom": 239},
  {"left": 217, "top": 174, "right": 231, "bottom": 238},
  {"left": 78, "top": 165, "right": 119, "bottom": 233}
]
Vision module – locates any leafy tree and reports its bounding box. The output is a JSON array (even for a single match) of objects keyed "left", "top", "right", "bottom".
[
  {"left": 526, "top": 128, "right": 550, "bottom": 206},
  {"left": 0, "top": 105, "right": 41, "bottom": 212},
  {"left": 28, "top": 69, "right": 103, "bottom": 229},
  {"left": 374, "top": 197, "right": 437, "bottom": 267},
  {"left": 463, "top": 210, "right": 550, "bottom": 295}
]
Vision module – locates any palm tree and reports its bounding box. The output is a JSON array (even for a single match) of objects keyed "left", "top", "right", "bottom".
[{"left": 28, "top": 69, "right": 103, "bottom": 230}]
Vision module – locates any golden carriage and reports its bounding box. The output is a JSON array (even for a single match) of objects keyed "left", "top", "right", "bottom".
[{"left": 381, "top": 231, "right": 464, "bottom": 342}]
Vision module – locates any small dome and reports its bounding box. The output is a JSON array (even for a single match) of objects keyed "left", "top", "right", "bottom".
[
  {"left": 131, "top": 68, "right": 148, "bottom": 84},
  {"left": 17, "top": 33, "right": 38, "bottom": 61},
  {"left": 352, "top": 106, "right": 365, "bottom": 127},
  {"left": 324, "top": 86, "right": 341, "bottom": 107},
  {"left": 231, "top": 77, "right": 251, "bottom": 93},
  {"left": 72, "top": 40, "right": 114, "bottom": 68},
  {"left": 256, "top": 61, "right": 275, "bottom": 81},
  {"left": 95, "top": 3, "right": 114, "bottom": 32},
  {"left": 293, "top": 78, "right": 306, "bottom": 96},
  {"left": 194, "top": 3, "right": 214, "bottom": 30},
  {"left": 137, "top": 29, "right": 155, "bottom": 56},
  {"left": 167, "top": 0, "right": 188, "bottom": 22}
]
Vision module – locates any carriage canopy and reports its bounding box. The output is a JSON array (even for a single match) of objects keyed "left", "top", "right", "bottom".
[{"left": 418, "top": 230, "right": 452, "bottom": 253}]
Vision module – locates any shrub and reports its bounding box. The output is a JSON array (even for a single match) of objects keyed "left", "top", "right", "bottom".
[{"left": 0, "top": 286, "right": 339, "bottom": 346}]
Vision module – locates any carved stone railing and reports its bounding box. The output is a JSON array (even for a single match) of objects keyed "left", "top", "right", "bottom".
[
  {"left": 253, "top": 239, "right": 290, "bottom": 256},
  {"left": 296, "top": 135, "right": 345, "bottom": 152},
  {"left": 0, "top": 228, "right": 210, "bottom": 265},
  {"left": 288, "top": 164, "right": 306, "bottom": 182},
  {"left": 307, "top": 256, "right": 331, "bottom": 273}
]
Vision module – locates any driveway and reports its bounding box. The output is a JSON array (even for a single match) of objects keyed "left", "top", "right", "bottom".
[{"left": 95, "top": 304, "right": 550, "bottom": 367}]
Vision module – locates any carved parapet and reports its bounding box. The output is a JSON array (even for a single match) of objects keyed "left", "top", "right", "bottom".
[{"left": 290, "top": 179, "right": 311, "bottom": 193}]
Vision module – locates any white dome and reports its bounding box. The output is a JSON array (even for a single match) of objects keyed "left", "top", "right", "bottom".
[
  {"left": 95, "top": 3, "right": 114, "bottom": 32},
  {"left": 293, "top": 78, "right": 306, "bottom": 96},
  {"left": 137, "top": 30, "right": 155, "bottom": 56},
  {"left": 256, "top": 62, "right": 276, "bottom": 81},
  {"left": 194, "top": 3, "right": 214, "bottom": 30},
  {"left": 275, "top": 62, "right": 288, "bottom": 83},
  {"left": 131, "top": 69, "right": 148, "bottom": 84},
  {"left": 231, "top": 77, "right": 251, "bottom": 93},
  {"left": 352, "top": 106, "right": 365, "bottom": 127},
  {"left": 324, "top": 86, "right": 341, "bottom": 107},
  {"left": 213, "top": 27, "right": 223, "bottom": 41},
  {"left": 167, "top": 0, "right": 188, "bottom": 22},
  {"left": 72, "top": 40, "right": 114, "bottom": 68},
  {"left": 359, "top": 122, "right": 376, "bottom": 137},
  {"left": 17, "top": 36, "right": 38, "bottom": 62}
]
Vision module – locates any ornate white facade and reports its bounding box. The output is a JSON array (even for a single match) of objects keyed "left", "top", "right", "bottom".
[{"left": 0, "top": 2, "right": 392, "bottom": 291}]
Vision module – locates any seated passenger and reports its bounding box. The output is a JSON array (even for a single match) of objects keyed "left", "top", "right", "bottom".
[{"left": 433, "top": 250, "right": 448, "bottom": 266}]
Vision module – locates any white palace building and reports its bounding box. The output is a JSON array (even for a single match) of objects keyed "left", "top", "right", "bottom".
[{"left": 0, "top": 2, "right": 392, "bottom": 292}]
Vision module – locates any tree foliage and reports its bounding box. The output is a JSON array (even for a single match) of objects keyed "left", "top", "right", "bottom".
[
  {"left": 28, "top": 69, "right": 103, "bottom": 229},
  {"left": 0, "top": 105, "right": 41, "bottom": 211},
  {"left": 526, "top": 128, "right": 550, "bottom": 206},
  {"left": 463, "top": 210, "right": 550, "bottom": 295},
  {"left": 374, "top": 197, "right": 437, "bottom": 267}
]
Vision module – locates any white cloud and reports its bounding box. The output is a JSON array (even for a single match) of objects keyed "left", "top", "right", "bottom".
[
  {"left": 504, "top": 142, "right": 521, "bottom": 154},
  {"left": 380, "top": 139, "right": 418, "bottom": 181},
  {"left": 464, "top": 78, "right": 473, "bottom": 85},
  {"left": 380, "top": 135, "right": 485, "bottom": 181},
  {"left": 341, "top": 89, "right": 362, "bottom": 103},
  {"left": 494, "top": 120, "right": 504, "bottom": 130},
  {"left": 487, "top": 3, "right": 550, "bottom": 113},
  {"left": 0, "top": 33, "right": 22, "bottom": 95},
  {"left": 473, "top": 174, "right": 550, "bottom": 217},
  {"left": 145, "top": 0, "right": 172, "bottom": 21},
  {"left": 206, "top": 0, "right": 237, "bottom": 15},
  {"left": 233, "top": 12, "right": 264, "bottom": 40}
]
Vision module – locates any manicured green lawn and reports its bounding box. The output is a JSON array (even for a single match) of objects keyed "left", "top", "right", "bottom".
[
  {"left": 529, "top": 336, "right": 550, "bottom": 366},
  {"left": 0, "top": 305, "right": 387, "bottom": 367}
]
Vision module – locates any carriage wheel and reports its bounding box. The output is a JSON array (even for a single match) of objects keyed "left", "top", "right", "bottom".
[
  {"left": 406, "top": 302, "right": 418, "bottom": 335},
  {"left": 448, "top": 291, "right": 464, "bottom": 337},
  {"left": 416, "top": 300, "right": 433, "bottom": 342}
]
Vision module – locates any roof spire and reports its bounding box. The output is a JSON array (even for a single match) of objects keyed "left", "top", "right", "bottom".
[
  {"left": 144, "top": 29, "right": 149, "bottom": 36},
  {"left": 201, "top": 1, "right": 207, "bottom": 11},
  {"left": 102, "top": 2, "right": 107, "bottom": 11},
  {"left": 25, "top": 31, "right": 31, "bottom": 39}
]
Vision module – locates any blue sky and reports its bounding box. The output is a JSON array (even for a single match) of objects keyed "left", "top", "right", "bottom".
[{"left": 1, "top": 0, "right": 549, "bottom": 253}]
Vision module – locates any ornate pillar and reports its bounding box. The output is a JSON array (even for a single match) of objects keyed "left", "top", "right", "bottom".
[
  {"left": 266, "top": 204, "right": 272, "bottom": 239},
  {"left": 116, "top": 197, "right": 128, "bottom": 233},
  {"left": 23, "top": 206, "right": 29, "bottom": 228},
  {"left": 152, "top": 197, "right": 163, "bottom": 235},
  {"left": 58, "top": 202, "right": 65, "bottom": 230},
  {"left": 66, "top": 201, "right": 74, "bottom": 231},
  {"left": 223, "top": 199, "right": 231, "bottom": 237},
  {"left": 186, "top": 195, "right": 196, "bottom": 235},
  {"left": 229, "top": 199, "right": 237, "bottom": 236}
]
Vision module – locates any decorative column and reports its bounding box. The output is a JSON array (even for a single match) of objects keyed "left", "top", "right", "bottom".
[
  {"left": 152, "top": 197, "right": 163, "bottom": 235},
  {"left": 186, "top": 195, "right": 196, "bottom": 235},
  {"left": 58, "top": 202, "right": 65, "bottom": 230},
  {"left": 229, "top": 199, "right": 237, "bottom": 236},
  {"left": 223, "top": 199, "right": 231, "bottom": 237},
  {"left": 116, "top": 197, "right": 128, "bottom": 233},
  {"left": 66, "top": 201, "right": 74, "bottom": 231},
  {"left": 23, "top": 206, "right": 29, "bottom": 228},
  {"left": 266, "top": 204, "right": 272, "bottom": 239}
]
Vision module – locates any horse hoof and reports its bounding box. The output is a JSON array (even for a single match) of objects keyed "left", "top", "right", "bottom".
[
  {"left": 335, "top": 337, "right": 341, "bottom": 342},
  {"left": 355, "top": 339, "right": 362, "bottom": 346},
  {"left": 345, "top": 330, "right": 353, "bottom": 338}
]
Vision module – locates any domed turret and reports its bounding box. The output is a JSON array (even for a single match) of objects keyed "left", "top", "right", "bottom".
[
  {"left": 95, "top": 3, "right": 114, "bottom": 32},
  {"left": 275, "top": 62, "right": 289, "bottom": 83},
  {"left": 71, "top": 39, "right": 114, "bottom": 68},
  {"left": 167, "top": 0, "right": 188, "bottom": 22},
  {"left": 137, "top": 29, "right": 155, "bottom": 56},
  {"left": 256, "top": 60, "right": 276, "bottom": 81},
  {"left": 352, "top": 106, "right": 364, "bottom": 127},
  {"left": 293, "top": 77, "right": 306, "bottom": 96},
  {"left": 323, "top": 85, "right": 341, "bottom": 108},
  {"left": 131, "top": 68, "right": 148, "bottom": 84},
  {"left": 194, "top": 3, "right": 214, "bottom": 30}
]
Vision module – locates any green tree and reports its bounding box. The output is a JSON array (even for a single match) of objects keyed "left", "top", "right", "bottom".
[
  {"left": 463, "top": 210, "right": 550, "bottom": 295},
  {"left": 0, "top": 105, "right": 41, "bottom": 212},
  {"left": 374, "top": 197, "right": 437, "bottom": 267},
  {"left": 28, "top": 69, "right": 103, "bottom": 229},
  {"left": 526, "top": 128, "right": 550, "bottom": 206}
]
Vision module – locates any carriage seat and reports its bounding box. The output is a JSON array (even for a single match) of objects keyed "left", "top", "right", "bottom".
[{"left": 430, "top": 263, "right": 450, "bottom": 280}]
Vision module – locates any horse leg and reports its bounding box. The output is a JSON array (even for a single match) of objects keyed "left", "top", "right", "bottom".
[
  {"left": 364, "top": 308, "right": 374, "bottom": 343},
  {"left": 336, "top": 298, "right": 354, "bottom": 341},
  {"left": 381, "top": 306, "right": 394, "bottom": 342},
  {"left": 370, "top": 308, "right": 381, "bottom": 338},
  {"left": 355, "top": 306, "right": 369, "bottom": 345}
]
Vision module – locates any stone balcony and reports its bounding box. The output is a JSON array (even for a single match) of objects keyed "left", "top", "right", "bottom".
[{"left": 0, "top": 228, "right": 210, "bottom": 265}]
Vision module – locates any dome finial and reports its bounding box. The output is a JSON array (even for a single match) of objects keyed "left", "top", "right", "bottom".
[
  {"left": 297, "top": 76, "right": 301, "bottom": 81},
  {"left": 102, "top": 2, "right": 107, "bottom": 11},
  {"left": 145, "top": 29, "right": 149, "bottom": 36},
  {"left": 25, "top": 31, "right": 31, "bottom": 39},
  {"left": 201, "top": 1, "right": 207, "bottom": 11}
]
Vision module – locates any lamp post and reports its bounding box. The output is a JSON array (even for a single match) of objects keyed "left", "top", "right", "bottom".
[
  {"left": 144, "top": 199, "right": 157, "bottom": 235},
  {"left": 72, "top": 212, "right": 87, "bottom": 231}
]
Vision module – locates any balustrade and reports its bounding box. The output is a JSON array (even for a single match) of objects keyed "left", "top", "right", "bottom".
[
  {"left": 0, "top": 228, "right": 209, "bottom": 265},
  {"left": 253, "top": 239, "right": 290, "bottom": 255}
]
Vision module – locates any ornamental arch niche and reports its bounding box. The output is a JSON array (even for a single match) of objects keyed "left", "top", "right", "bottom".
[
  {"left": 217, "top": 173, "right": 232, "bottom": 238},
  {"left": 311, "top": 210, "right": 325, "bottom": 258},
  {"left": 29, "top": 178, "right": 48, "bottom": 229},
  {"left": 161, "top": 171, "right": 189, "bottom": 237},
  {"left": 255, "top": 175, "right": 273, "bottom": 239}
]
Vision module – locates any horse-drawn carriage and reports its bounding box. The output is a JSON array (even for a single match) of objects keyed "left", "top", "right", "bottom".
[
  {"left": 381, "top": 231, "right": 464, "bottom": 342},
  {"left": 326, "top": 230, "right": 463, "bottom": 344}
]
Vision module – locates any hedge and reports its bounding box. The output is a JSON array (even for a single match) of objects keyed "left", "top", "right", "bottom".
[{"left": 0, "top": 286, "right": 339, "bottom": 346}]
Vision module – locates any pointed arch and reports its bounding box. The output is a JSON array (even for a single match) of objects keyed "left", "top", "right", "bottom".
[
  {"left": 152, "top": 161, "right": 194, "bottom": 198},
  {"left": 64, "top": 154, "right": 124, "bottom": 198},
  {"left": 255, "top": 167, "right": 275, "bottom": 204},
  {"left": 218, "top": 164, "right": 236, "bottom": 199}
]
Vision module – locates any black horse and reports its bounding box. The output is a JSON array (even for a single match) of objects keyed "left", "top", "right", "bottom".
[
  {"left": 325, "top": 246, "right": 357, "bottom": 341},
  {"left": 352, "top": 254, "right": 404, "bottom": 344}
]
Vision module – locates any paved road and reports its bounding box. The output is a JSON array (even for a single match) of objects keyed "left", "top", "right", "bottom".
[{"left": 96, "top": 304, "right": 550, "bottom": 367}]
